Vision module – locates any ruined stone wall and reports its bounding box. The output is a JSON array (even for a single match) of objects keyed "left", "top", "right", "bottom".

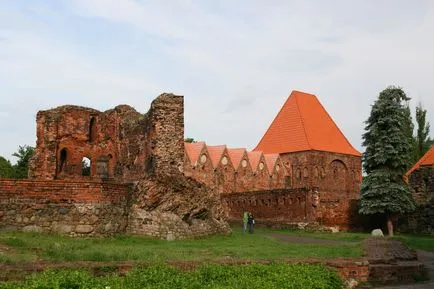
[
  {"left": 146, "top": 94, "right": 184, "bottom": 178},
  {"left": 221, "top": 187, "right": 358, "bottom": 229},
  {"left": 221, "top": 189, "right": 314, "bottom": 224},
  {"left": 408, "top": 166, "right": 434, "bottom": 205},
  {"left": 128, "top": 175, "right": 230, "bottom": 240},
  {"left": 0, "top": 179, "right": 130, "bottom": 236},
  {"left": 399, "top": 166, "right": 434, "bottom": 234},
  {"left": 28, "top": 93, "right": 184, "bottom": 183}
]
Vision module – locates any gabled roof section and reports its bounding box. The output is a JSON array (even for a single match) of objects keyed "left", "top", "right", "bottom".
[
  {"left": 185, "top": 142, "right": 205, "bottom": 165},
  {"left": 264, "top": 154, "right": 279, "bottom": 173},
  {"left": 207, "top": 145, "right": 227, "bottom": 168},
  {"left": 247, "top": 151, "right": 263, "bottom": 172},
  {"left": 254, "top": 90, "right": 361, "bottom": 156},
  {"left": 227, "top": 148, "right": 247, "bottom": 170},
  {"left": 406, "top": 146, "right": 434, "bottom": 177}
]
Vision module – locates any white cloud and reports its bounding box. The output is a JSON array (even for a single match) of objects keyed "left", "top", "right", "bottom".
[{"left": 1, "top": 0, "right": 434, "bottom": 161}]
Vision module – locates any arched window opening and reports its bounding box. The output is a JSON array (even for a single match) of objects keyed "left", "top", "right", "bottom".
[
  {"left": 82, "top": 157, "right": 91, "bottom": 176},
  {"left": 89, "top": 117, "right": 97, "bottom": 143},
  {"left": 59, "top": 148, "right": 67, "bottom": 172}
]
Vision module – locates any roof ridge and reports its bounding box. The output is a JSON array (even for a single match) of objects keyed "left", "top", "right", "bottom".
[
  {"left": 313, "top": 94, "right": 361, "bottom": 155},
  {"left": 253, "top": 93, "right": 292, "bottom": 151},
  {"left": 184, "top": 141, "right": 205, "bottom": 164},
  {"left": 294, "top": 92, "right": 313, "bottom": 150},
  {"left": 406, "top": 146, "right": 434, "bottom": 177}
]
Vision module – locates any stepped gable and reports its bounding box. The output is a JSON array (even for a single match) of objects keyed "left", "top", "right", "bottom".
[
  {"left": 406, "top": 146, "right": 434, "bottom": 177},
  {"left": 207, "top": 145, "right": 227, "bottom": 168},
  {"left": 263, "top": 154, "right": 280, "bottom": 173},
  {"left": 254, "top": 90, "right": 361, "bottom": 156},
  {"left": 227, "top": 148, "right": 247, "bottom": 170},
  {"left": 185, "top": 142, "right": 206, "bottom": 165}
]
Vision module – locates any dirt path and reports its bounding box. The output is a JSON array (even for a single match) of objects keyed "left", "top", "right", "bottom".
[{"left": 264, "top": 233, "right": 357, "bottom": 246}]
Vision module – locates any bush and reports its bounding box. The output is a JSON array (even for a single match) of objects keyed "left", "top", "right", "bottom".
[{"left": 0, "top": 263, "right": 343, "bottom": 289}]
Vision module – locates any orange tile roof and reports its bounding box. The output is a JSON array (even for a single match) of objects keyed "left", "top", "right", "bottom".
[
  {"left": 406, "top": 146, "right": 434, "bottom": 177},
  {"left": 207, "top": 145, "right": 227, "bottom": 168},
  {"left": 184, "top": 142, "right": 205, "bottom": 164},
  {"left": 227, "top": 148, "right": 247, "bottom": 170},
  {"left": 264, "top": 154, "right": 279, "bottom": 172},
  {"left": 254, "top": 90, "right": 361, "bottom": 156},
  {"left": 247, "top": 151, "right": 263, "bottom": 172}
]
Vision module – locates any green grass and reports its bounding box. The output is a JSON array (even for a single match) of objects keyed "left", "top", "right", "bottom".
[
  {"left": 265, "top": 228, "right": 369, "bottom": 242},
  {"left": 0, "top": 228, "right": 362, "bottom": 264},
  {"left": 393, "top": 234, "right": 434, "bottom": 252},
  {"left": 0, "top": 263, "right": 344, "bottom": 289}
]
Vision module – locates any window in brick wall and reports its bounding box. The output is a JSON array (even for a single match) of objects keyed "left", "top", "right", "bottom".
[
  {"left": 59, "top": 148, "right": 67, "bottom": 172},
  {"left": 89, "top": 117, "right": 97, "bottom": 143},
  {"left": 82, "top": 157, "right": 91, "bottom": 176}
]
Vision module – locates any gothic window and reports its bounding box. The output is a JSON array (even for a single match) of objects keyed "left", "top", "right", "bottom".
[{"left": 296, "top": 169, "right": 301, "bottom": 179}]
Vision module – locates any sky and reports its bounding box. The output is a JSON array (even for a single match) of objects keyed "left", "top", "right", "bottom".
[{"left": 1, "top": 0, "right": 434, "bottom": 163}]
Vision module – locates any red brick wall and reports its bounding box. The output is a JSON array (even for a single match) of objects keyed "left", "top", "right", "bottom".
[
  {"left": 222, "top": 189, "right": 315, "bottom": 223},
  {"left": 28, "top": 94, "right": 185, "bottom": 183},
  {"left": 0, "top": 180, "right": 130, "bottom": 236}
]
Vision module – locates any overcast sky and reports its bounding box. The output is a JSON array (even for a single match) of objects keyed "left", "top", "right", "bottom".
[{"left": 1, "top": 0, "right": 434, "bottom": 163}]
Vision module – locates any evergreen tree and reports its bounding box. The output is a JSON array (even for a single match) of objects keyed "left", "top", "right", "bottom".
[
  {"left": 360, "top": 87, "right": 415, "bottom": 236},
  {"left": 414, "top": 103, "right": 433, "bottom": 161}
]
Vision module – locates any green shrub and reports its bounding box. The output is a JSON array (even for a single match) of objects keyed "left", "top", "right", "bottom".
[{"left": 0, "top": 263, "right": 343, "bottom": 289}]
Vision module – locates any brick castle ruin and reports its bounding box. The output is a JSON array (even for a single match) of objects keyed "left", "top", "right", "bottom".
[
  {"left": 401, "top": 146, "right": 434, "bottom": 234},
  {"left": 0, "top": 90, "right": 364, "bottom": 238}
]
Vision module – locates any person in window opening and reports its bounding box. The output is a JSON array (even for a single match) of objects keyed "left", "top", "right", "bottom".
[
  {"left": 243, "top": 211, "right": 248, "bottom": 233},
  {"left": 247, "top": 213, "right": 255, "bottom": 233}
]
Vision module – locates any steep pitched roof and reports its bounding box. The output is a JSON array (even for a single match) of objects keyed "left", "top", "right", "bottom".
[
  {"left": 227, "top": 148, "right": 247, "bottom": 170},
  {"left": 207, "top": 145, "right": 227, "bottom": 168},
  {"left": 264, "top": 154, "right": 279, "bottom": 173},
  {"left": 184, "top": 142, "right": 205, "bottom": 165},
  {"left": 247, "top": 151, "right": 263, "bottom": 172},
  {"left": 254, "top": 90, "right": 361, "bottom": 156},
  {"left": 406, "top": 146, "right": 434, "bottom": 177}
]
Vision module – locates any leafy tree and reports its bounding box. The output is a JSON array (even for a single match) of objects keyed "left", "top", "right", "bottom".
[
  {"left": 360, "top": 86, "right": 415, "bottom": 236},
  {"left": 0, "top": 156, "right": 14, "bottom": 178},
  {"left": 184, "top": 138, "right": 196, "bottom": 143},
  {"left": 12, "top": 145, "right": 35, "bottom": 179},
  {"left": 413, "top": 102, "right": 433, "bottom": 161}
]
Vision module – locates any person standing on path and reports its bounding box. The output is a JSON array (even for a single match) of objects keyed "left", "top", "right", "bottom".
[
  {"left": 247, "top": 213, "right": 255, "bottom": 233},
  {"left": 243, "top": 211, "right": 249, "bottom": 233}
]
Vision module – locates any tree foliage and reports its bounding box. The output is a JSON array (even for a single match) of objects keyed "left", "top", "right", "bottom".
[
  {"left": 0, "top": 156, "right": 14, "bottom": 178},
  {"left": 360, "top": 87, "right": 415, "bottom": 234},
  {"left": 413, "top": 102, "right": 433, "bottom": 161},
  {"left": 0, "top": 145, "right": 35, "bottom": 179}
]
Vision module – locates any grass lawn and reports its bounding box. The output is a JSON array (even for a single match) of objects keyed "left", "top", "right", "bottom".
[
  {"left": 0, "top": 228, "right": 362, "bottom": 264},
  {"left": 392, "top": 234, "right": 434, "bottom": 252},
  {"left": 0, "top": 263, "right": 344, "bottom": 289}
]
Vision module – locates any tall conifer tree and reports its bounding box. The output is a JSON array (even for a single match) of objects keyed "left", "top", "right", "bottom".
[
  {"left": 360, "top": 87, "right": 415, "bottom": 236},
  {"left": 414, "top": 103, "right": 433, "bottom": 161}
]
